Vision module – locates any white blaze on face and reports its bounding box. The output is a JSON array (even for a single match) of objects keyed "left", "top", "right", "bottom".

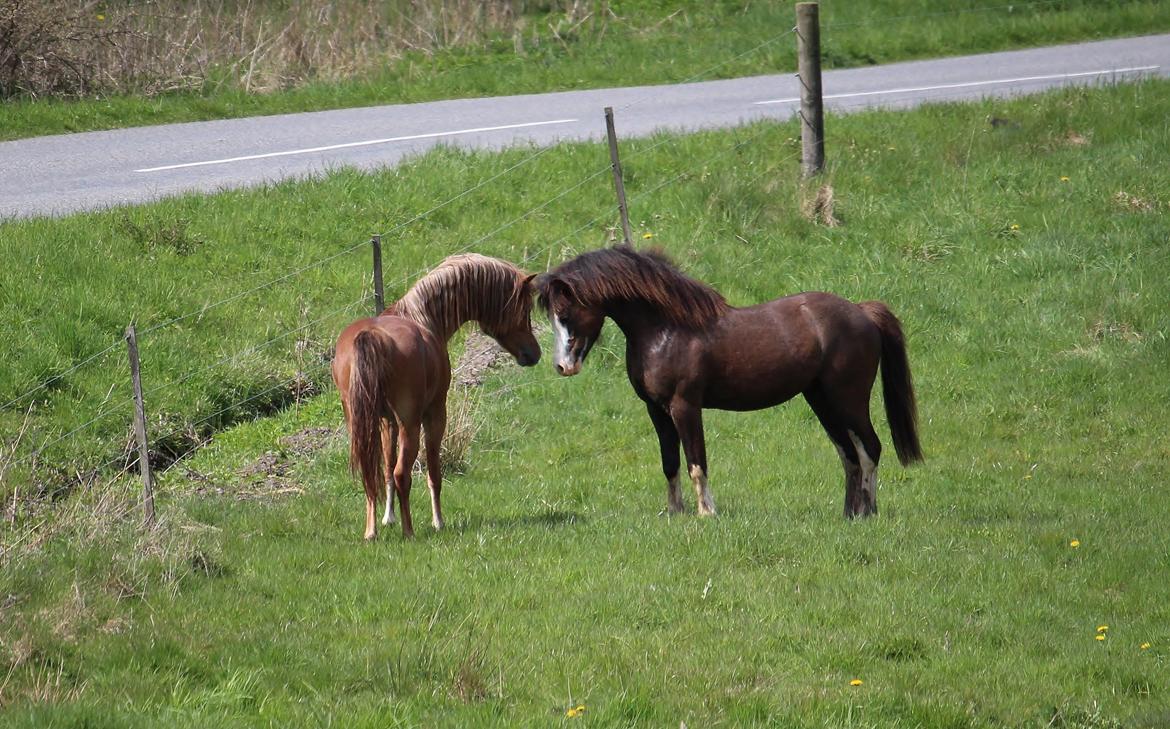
[{"left": 552, "top": 314, "right": 577, "bottom": 373}]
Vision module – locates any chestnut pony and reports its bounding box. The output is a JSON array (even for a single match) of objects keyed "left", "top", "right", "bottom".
[
  {"left": 536, "top": 246, "right": 922, "bottom": 519},
  {"left": 332, "top": 254, "right": 540, "bottom": 540}
]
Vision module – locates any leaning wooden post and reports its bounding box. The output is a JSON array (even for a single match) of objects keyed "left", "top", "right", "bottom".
[
  {"left": 125, "top": 323, "right": 156, "bottom": 528},
  {"left": 604, "top": 107, "right": 633, "bottom": 246},
  {"left": 371, "top": 234, "right": 385, "bottom": 314},
  {"left": 796, "top": 2, "right": 825, "bottom": 177}
]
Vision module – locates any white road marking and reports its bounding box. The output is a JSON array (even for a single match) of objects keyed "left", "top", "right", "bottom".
[
  {"left": 134, "top": 118, "right": 579, "bottom": 172},
  {"left": 753, "top": 65, "right": 1160, "bottom": 105}
]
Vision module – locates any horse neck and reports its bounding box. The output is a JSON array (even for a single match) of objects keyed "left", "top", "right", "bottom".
[
  {"left": 603, "top": 299, "right": 677, "bottom": 345},
  {"left": 403, "top": 283, "right": 496, "bottom": 343}
]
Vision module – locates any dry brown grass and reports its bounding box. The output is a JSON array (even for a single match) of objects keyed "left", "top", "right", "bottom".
[
  {"left": 801, "top": 183, "right": 841, "bottom": 227},
  {"left": 1, "top": 0, "right": 585, "bottom": 99}
]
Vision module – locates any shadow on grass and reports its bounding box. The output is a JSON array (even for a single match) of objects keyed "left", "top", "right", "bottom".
[{"left": 429, "top": 509, "right": 587, "bottom": 538}]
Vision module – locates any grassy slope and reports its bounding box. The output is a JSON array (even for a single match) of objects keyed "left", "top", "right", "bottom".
[
  {"left": 3, "top": 0, "right": 1170, "bottom": 140},
  {"left": 3, "top": 80, "right": 1169, "bottom": 725}
]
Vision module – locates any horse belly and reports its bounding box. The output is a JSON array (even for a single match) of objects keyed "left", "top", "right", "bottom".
[{"left": 704, "top": 376, "right": 808, "bottom": 411}]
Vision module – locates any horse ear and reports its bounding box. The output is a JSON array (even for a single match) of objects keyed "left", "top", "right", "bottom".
[
  {"left": 549, "top": 276, "right": 577, "bottom": 303},
  {"left": 533, "top": 274, "right": 574, "bottom": 310}
]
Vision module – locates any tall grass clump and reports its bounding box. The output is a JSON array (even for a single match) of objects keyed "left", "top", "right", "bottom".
[{"left": 0, "top": 0, "right": 586, "bottom": 99}]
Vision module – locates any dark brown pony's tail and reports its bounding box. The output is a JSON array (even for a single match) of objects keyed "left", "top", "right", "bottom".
[
  {"left": 349, "top": 328, "right": 395, "bottom": 506},
  {"left": 859, "top": 301, "right": 923, "bottom": 465}
]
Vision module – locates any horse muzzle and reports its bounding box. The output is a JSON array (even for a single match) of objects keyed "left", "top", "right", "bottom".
[
  {"left": 515, "top": 347, "right": 541, "bottom": 367},
  {"left": 554, "top": 359, "right": 582, "bottom": 376}
]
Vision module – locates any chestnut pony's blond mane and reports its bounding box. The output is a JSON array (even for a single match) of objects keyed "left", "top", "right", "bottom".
[{"left": 390, "top": 253, "right": 532, "bottom": 341}]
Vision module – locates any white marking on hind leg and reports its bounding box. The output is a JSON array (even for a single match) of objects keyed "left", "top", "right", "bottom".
[
  {"left": 848, "top": 431, "right": 878, "bottom": 505},
  {"left": 382, "top": 485, "right": 396, "bottom": 525},
  {"left": 690, "top": 464, "right": 717, "bottom": 516},
  {"left": 667, "top": 474, "right": 684, "bottom": 514}
]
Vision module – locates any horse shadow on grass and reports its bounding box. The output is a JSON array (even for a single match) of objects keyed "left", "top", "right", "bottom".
[{"left": 398, "top": 508, "right": 587, "bottom": 542}]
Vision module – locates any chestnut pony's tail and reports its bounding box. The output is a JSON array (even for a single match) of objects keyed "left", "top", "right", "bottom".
[
  {"left": 348, "top": 328, "right": 395, "bottom": 507},
  {"left": 859, "top": 301, "right": 923, "bottom": 465}
]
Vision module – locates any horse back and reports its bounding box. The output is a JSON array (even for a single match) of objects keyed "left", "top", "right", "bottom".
[{"left": 700, "top": 292, "right": 880, "bottom": 410}]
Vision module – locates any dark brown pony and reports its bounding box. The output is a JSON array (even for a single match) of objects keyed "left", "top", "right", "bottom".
[
  {"left": 332, "top": 254, "right": 540, "bottom": 540},
  {"left": 536, "top": 245, "right": 921, "bottom": 518}
]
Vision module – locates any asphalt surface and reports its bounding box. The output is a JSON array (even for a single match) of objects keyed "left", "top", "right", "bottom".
[{"left": 1, "top": 33, "right": 1167, "bottom": 220}]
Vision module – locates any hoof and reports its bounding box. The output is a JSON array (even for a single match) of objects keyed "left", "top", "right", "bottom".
[
  {"left": 381, "top": 514, "right": 396, "bottom": 526},
  {"left": 364, "top": 532, "right": 377, "bottom": 541}
]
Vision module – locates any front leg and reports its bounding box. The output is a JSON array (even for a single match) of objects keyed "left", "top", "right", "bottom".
[
  {"left": 669, "top": 398, "right": 716, "bottom": 516},
  {"left": 645, "top": 402, "right": 683, "bottom": 514}
]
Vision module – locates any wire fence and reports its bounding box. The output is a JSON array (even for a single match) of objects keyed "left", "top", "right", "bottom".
[{"left": 0, "top": 0, "right": 1130, "bottom": 543}]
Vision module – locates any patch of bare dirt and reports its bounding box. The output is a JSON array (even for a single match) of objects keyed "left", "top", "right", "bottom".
[
  {"left": 453, "top": 331, "right": 508, "bottom": 387},
  {"left": 279, "top": 426, "right": 341, "bottom": 457},
  {"left": 234, "top": 452, "right": 303, "bottom": 499}
]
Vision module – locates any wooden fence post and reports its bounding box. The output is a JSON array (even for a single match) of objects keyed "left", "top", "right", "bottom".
[
  {"left": 796, "top": 2, "right": 825, "bottom": 177},
  {"left": 604, "top": 107, "right": 633, "bottom": 246},
  {"left": 371, "top": 234, "right": 385, "bottom": 314},
  {"left": 125, "top": 323, "right": 156, "bottom": 527}
]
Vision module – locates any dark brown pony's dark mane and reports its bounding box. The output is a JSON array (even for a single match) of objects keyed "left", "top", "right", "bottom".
[
  {"left": 539, "top": 246, "right": 728, "bottom": 329},
  {"left": 389, "top": 253, "right": 531, "bottom": 341}
]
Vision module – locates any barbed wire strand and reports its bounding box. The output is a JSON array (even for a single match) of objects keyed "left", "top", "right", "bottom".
[
  {"left": 0, "top": 338, "right": 125, "bottom": 414},
  {"left": 138, "top": 293, "right": 368, "bottom": 404},
  {"left": 10, "top": 295, "right": 367, "bottom": 473}
]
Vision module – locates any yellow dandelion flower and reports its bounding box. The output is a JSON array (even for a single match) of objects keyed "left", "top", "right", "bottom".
[
  {"left": 1069, "top": 540, "right": 1080, "bottom": 548},
  {"left": 1060, "top": 176, "right": 1070, "bottom": 182},
  {"left": 850, "top": 679, "right": 864, "bottom": 686},
  {"left": 97, "top": 13, "right": 105, "bottom": 21},
  {"left": 1141, "top": 642, "right": 1151, "bottom": 650},
  {"left": 1095, "top": 634, "right": 1106, "bottom": 641},
  {"left": 1010, "top": 223, "right": 1020, "bottom": 231},
  {"left": 1097, "top": 625, "right": 1109, "bottom": 633},
  {"left": 566, "top": 708, "right": 579, "bottom": 718},
  {"left": 576, "top": 705, "right": 586, "bottom": 712},
  {"left": 642, "top": 232, "right": 654, "bottom": 239}
]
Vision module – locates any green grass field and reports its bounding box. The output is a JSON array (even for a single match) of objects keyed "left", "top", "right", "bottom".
[
  {"left": 3, "top": 0, "right": 1170, "bottom": 140},
  {"left": 2, "top": 79, "right": 1169, "bottom": 725}
]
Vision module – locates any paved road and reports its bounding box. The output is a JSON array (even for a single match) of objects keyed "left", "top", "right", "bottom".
[{"left": 2, "top": 33, "right": 1167, "bottom": 220}]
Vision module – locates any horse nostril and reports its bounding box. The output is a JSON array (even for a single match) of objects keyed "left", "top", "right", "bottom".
[{"left": 555, "top": 363, "right": 566, "bottom": 375}]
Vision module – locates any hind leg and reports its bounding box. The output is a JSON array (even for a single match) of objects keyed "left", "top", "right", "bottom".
[
  {"left": 394, "top": 422, "right": 421, "bottom": 538},
  {"left": 380, "top": 418, "right": 398, "bottom": 526},
  {"left": 846, "top": 426, "right": 880, "bottom": 517},
  {"left": 804, "top": 387, "right": 882, "bottom": 518},
  {"left": 423, "top": 404, "right": 447, "bottom": 531}
]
